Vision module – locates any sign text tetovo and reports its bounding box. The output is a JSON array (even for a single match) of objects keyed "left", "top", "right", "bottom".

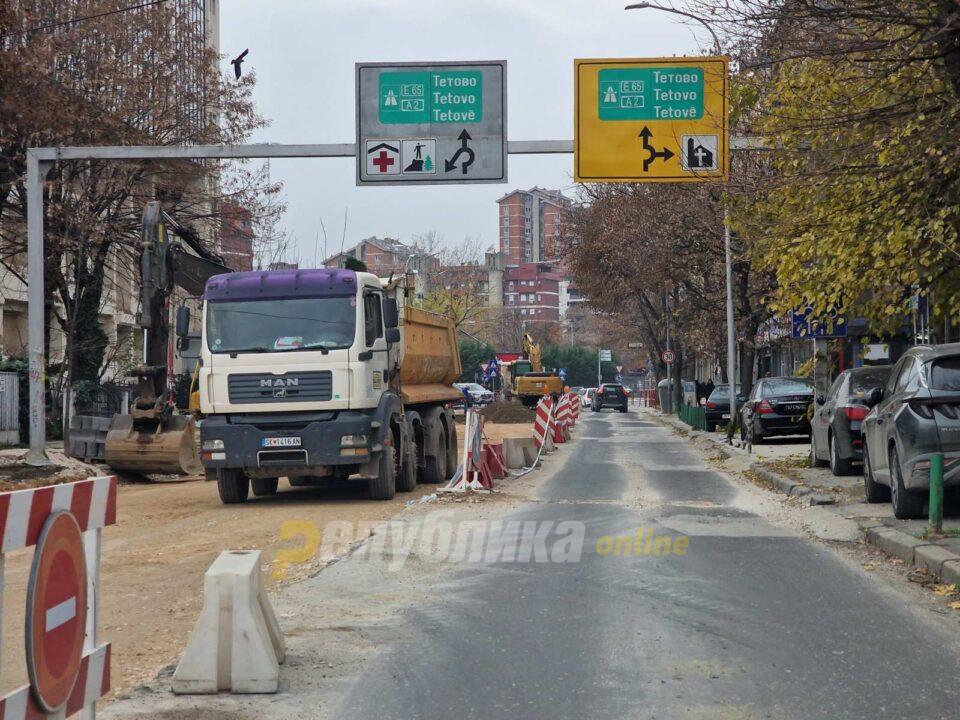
[{"left": 575, "top": 57, "right": 729, "bottom": 183}]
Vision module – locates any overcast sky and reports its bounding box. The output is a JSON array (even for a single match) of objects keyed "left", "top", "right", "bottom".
[{"left": 219, "top": 1, "right": 701, "bottom": 265}]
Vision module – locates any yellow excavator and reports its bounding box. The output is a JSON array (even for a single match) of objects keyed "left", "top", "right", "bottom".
[
  {"left": 505, "top": 333, "right": 564, "bottom": 406},
  {"left": 104, "top": 202, "right": 231, "bottom": 475}
]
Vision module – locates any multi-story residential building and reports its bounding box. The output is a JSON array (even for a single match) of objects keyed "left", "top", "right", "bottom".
[
  {"left": 324, "top": 237, "right": 417, "bottom": 276},
  {"left": 503, "top": 263, "right": 562, "bottom": 323},
  {"left": 0, "top": 0, "right": 220, "bottom": 371},
  {"left": 497, "top": 187, "right": 571, "bottom": 265}
]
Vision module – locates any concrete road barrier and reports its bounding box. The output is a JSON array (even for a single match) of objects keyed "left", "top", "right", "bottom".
[
  {"left": 503, "top": 437, "right": 537, "bottom": 468},
  {"left": 173, "top": 550, "right": 285, "bottom": 694}
]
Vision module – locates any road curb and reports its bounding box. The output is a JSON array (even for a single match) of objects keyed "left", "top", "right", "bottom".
[
  {"left": 860, "top": 521, "right": 960, "bottom": 583},
  {"left": 749, "top": 462, "right": 813, "bottom": 498}
]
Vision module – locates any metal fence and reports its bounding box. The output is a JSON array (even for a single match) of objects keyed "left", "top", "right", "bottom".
[
  {"left": 0, "top": 372, "right": 20, "bottom": 445},
  {"left": 677, "top": 402, "right": 707, "bottom": 431}
]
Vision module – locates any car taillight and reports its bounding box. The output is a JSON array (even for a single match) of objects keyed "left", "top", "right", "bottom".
[
  {"left": 757, "top": 400, "right": 774, "bottom": 414},
  {"left": 841, "top": 405, "right": 869, "bottom": 421},
  {"left": 908, "top": 400, "right": 936, "bottom": 419},
  {"left": 706, "top": 401, "right": 717, "bottom": 409}
]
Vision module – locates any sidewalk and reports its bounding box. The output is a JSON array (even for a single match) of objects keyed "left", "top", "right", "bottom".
[{"left": 648, "top": 407, "right": 960, "bottom": 586}]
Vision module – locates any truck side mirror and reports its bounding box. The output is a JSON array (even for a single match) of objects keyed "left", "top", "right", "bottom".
[
  {"left": 384, "top": 299, "right": 399, "bottom": 329},
  {"left": 386, "top": 327, "right": 401, "bottom": 344},
  {"left": 175, "top": 305, "right": 191, "bottom": 338}
]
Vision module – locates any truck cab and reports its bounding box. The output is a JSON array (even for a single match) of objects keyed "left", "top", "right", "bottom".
[{"left": 193, "top": 268, "right": 460, "bottom": 503}]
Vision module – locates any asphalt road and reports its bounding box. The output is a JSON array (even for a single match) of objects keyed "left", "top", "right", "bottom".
[{"left": 339, "top": 410, "right": 960, "bottom": 720}]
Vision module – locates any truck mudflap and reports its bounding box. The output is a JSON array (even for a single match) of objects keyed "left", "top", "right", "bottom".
[{"left": 200, "top": 410, "right": 373, "bottom": 476}]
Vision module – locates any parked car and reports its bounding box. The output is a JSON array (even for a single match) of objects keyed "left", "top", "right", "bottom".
[
  {"left": 453, "top": 382, "right": 494, "bottom": 406},
  {"left": 861, "top": 344, "right": 960, "bottom": 519},
  {"left": 593, "top": 383, "right": 628, "bottom": 413},
  {"left": 570, "top": 386, "right": 585, "bottom": 396},
  {"left": 810, "top": 365, "right": 892, "bottom": 476},
  {"left": 704, "top": 384, "right": 744, "bottom": 432},
  {"left": 582, "top": 388, "right": 597, "bottom": 408},
  {"left": 740, "top": 377, "right": 815, "bottom": 443}
]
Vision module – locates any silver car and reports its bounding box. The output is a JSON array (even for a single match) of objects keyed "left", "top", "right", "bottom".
[{"left": 861, "top": 343, "right": 960, "bottom": 519}]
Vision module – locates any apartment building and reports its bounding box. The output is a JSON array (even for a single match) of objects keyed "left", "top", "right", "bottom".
[{"left": 497, "top": 188, "right": 571, "bottom": 265}]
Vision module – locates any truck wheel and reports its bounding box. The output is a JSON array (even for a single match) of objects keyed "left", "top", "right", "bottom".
[
  {"left": 251, "top": 478, "right": 279, "bottom": 497},
  {"left": 420, "top": 422, "right": 447, "bottom": 484},
  {"left": 445, "top": 421, "right": 459, "bottom": 480},
  {"left": 217, "top": 468, "right": 249, "bottom": 504},
  {"left": 396, "top": 423, "right": 417, "bottom": 493},
  {"left": 369, "top": 445, "right": 397, "bottom": 500}
]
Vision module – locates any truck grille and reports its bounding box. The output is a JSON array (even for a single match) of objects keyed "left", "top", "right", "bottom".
[{"left": 228, "top": 372, "right": 333, "bottom": 404}]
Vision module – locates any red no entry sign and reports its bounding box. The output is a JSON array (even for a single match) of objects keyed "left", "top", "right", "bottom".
[{"left": 25, "top": 510, "right": 88, "bottom": 713}]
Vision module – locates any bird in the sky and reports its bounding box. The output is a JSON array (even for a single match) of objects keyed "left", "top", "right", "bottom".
[{"left": 231, "top": 49, "right": 249, "bottom": 80}]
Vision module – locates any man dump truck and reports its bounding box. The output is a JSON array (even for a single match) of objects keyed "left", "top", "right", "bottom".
[
  {"left": 104, "top": 202, "right": 231, "bottom": 475},
  {"left": 503, "top": 333, "right": 564, "bottom": 406},
  {"left": 179, "top": 268, "right": 463, "bottom": 503}
]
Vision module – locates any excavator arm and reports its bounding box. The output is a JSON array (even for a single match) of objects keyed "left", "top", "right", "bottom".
[
  {"left": 522, "top": 332, "right": 543, "bottom": 372},
  {"left": 105, "top": 202, "right": 233, "bottom": 476}
]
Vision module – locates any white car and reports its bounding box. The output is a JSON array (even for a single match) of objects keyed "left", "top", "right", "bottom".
[
  {"left": 582, "top": 388, "right": 597, "bottom": 408},
  {"left": 453, "top": 382, "right": 494, "bottom": 405}
]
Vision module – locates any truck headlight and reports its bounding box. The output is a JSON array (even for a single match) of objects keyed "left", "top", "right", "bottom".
[
  {"left": 202, "top": 439, "right": 225, "bottom": 451},
  {"left": 340, "top": 434, "right": 368, "bottom": 447}
]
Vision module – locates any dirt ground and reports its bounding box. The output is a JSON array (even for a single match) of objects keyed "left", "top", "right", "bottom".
[{"left": 0, "top": 420, "right": 534, "bottom": 699}]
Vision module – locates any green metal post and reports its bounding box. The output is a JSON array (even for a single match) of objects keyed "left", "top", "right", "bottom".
[{"left": 930, "top": 452, "right": 945, "bottom": 533}]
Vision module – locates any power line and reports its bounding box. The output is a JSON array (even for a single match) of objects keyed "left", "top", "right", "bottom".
[{"left": 1, "top": 0, "right": 170, "bottom": 40}]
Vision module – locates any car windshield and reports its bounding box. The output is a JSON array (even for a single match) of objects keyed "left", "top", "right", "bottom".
[
  {"left": 930, "top": 357, "right": 960, "bottom": 391},
  {"left": 850, "top": 369, "right": 891, "bottom": 396},
  {"left": 761, "top": 378, "right": 813, "bottom": 397},
  {"left": 206, "top": 296, "right": 356, "bottom": 353}
]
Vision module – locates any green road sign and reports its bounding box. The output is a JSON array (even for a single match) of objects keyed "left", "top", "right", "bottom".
[
  {"left": 597, "top": 67, "right": 704, "bottom": 121},
  {"left": 379, "top": 70, "right": 483, "bottom": 124}
]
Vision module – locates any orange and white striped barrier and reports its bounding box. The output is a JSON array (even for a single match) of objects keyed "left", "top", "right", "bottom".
[
  {"left": 0, "top": 476, "right": 116, "bottom": 719},
  {"left": 443, "top": 409, "right": 493, "bottom": 491}
]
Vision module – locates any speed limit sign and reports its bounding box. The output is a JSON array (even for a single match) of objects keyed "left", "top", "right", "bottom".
[{"left": 661, "top": 350, "right": 676, "bottom": 365}]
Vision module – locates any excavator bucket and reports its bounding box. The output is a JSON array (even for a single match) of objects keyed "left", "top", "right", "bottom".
[{"left": 104, "top": 413, "right": 203, "bottom": 476}]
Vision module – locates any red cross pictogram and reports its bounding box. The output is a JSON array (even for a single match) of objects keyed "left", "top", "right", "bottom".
[{"left": 373, "top": 150, "right": 395, "bottom": 173}]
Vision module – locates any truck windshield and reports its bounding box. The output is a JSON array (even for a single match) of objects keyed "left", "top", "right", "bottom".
[{"left": 205, "top": 296, "right": 356, "bottom": 353}]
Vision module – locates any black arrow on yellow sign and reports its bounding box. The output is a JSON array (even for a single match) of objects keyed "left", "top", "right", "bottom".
[{"left": 638, "top": 126, "right": 674, "bottom": 172}]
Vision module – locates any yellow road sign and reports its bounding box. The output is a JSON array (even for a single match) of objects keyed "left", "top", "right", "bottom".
[{"left": 575, "top": 57, "right": 729, "bottom": 183}]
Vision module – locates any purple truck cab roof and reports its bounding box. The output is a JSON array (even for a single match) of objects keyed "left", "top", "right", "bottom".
[{"left": 204, "top": 269, "right": 358, "bottom": 301}]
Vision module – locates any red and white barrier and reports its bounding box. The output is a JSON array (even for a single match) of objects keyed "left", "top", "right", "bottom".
[
  {"left": 0, "top": 476, "right": 116, "bottom": 719},
  {"left": 532, "top": 396, "right": 554, "bottom": 451},
  {"left": 555, "top": 393, "right": 575, "bottom": 428}
]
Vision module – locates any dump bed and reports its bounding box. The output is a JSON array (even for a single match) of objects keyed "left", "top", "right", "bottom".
[{"left": 399, "top": 305, "right": 463, "bottom": 406}]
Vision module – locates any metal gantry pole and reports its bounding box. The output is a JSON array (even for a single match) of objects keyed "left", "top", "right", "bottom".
[
  {"left": 724, "top": 208, "right": 737, "bottom": 432},
  {"left": 26, "top": 151, "right": 52, "bottom": 466}
]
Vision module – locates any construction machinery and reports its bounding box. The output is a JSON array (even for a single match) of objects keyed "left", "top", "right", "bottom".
[
  {"left": 504, "top": 333, "right": 564, "bottom": 406},
  {"left": 104, "top": 202, "right": 232, "bottom": 475},
  {"left": 185, "top": 269, "right": 463, "bottom": 503}
]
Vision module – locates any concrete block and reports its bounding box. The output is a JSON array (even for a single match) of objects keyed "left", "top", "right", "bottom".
[
  {"left": 503, "top": 437, "right": 537, "bottom": 469},
  {"left": 866, "top": 527, "right": 929, "bottom": 565},
  {"left": 173, "top": 550, "right": 285, "bottom": 694},
  {"left": 940, "top": 559, "right": 960, "bottom": 586},
  {"left": 914, "top": 544, "right": 960, "bottom": 577}
]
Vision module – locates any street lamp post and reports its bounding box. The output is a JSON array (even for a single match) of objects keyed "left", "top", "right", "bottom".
[{"left": 625, "top": 2, "right": 738, "bottom": 433}]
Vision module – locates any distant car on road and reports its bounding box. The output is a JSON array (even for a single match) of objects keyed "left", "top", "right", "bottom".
[
  {"left": 582, "top": 388, "right": 596, "bottom": 408},
  {"left": 593, "top": 383, "right": 628, "bottom": 413},
  {"left": 570, "top": 386, "right": 585, "bottom": 395},
  {"left": 740, "top": 377, "right": 815, "bottom": 443},
  {"left": 704, "top": 384, "right": 744, "bottom": 432},
  {"left": 861, "top": 344, "right": 960, "bottom": 519},
  {"left": 453, "top": 382, "right": 494, "bottom": 406},
  {"left": 810, "top": 365, "right": 892, "bottom": 476}
]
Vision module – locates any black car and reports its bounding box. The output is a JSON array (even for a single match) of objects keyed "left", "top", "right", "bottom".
[
  {"left": 593, "top": 383, "right": 628, "bottom": 412},
  {"left": 861, "top": 344, "right": 960, "bottom": 519},
  {"left": 810, "top": 365, "right": 892, "bottom": 476},
  {"left": 740, "top": 377, "right": 815, "bottom": 443},
  {"left": 704, "top": 384, "right": 744, "bottom": 432}
]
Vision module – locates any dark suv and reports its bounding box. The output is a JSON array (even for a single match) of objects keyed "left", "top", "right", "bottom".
[
  {"left": 861, "top": 344, "right": 960, "bottom": 519},
  {"left": 593, "top": 383, "right": 628, "bottom": 413}
]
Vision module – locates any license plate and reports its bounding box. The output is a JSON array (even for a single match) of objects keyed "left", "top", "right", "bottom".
[
  {"left": 722, "top": 414, "right": 730, "bottom": 420},
  {"left": 262, "top": 436, "right": 301, "bottom": 448},
  {"left": 785, "top": 404, "right": 806, "bottom": 412}
]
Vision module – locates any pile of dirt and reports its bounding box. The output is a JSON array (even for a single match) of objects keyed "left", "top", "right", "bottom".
[
  {"left": 480, "top": 401, "right": 534, "bottom": 424},
  {"left": 0, "top": 447, "right": 101, "bottom": 490}
]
